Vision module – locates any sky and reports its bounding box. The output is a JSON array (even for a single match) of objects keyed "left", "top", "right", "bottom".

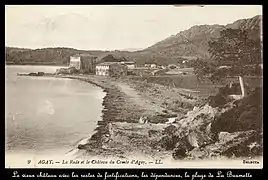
[{"left": 5, "top": 5, "right": 262, "bottom": 51}]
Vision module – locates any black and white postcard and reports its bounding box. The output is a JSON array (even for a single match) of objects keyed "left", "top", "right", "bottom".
[{"left": 5, "top": 5, "right": 263, "bottom": 171}]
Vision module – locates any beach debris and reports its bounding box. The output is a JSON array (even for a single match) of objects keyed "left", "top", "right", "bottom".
[
  {"left": 138, "top": 116, "right": 149, "bottom": 124},
  {"left": 166, "top": 117, "right": 176, "bottom": 124}
]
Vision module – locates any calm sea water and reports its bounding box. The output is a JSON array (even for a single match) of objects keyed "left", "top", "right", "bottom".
[{"left": 5, "top": 65, "right": 105, "bottom": 156}]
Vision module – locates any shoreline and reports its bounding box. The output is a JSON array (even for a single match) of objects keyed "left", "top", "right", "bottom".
[
  {"left": 15, "top": 73, "right": 263, "bottom": 163},
  {"left": 16, "top": 73, "right": 201, "bottom": 159},
  {"left": 51, "top": 74, "right": 264, "bottom": 162},
  {"left": 57, "top": 75, "right": 181, "bottom": 159}
]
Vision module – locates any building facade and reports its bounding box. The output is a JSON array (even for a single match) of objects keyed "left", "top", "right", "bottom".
[
  {"left": 96, "top": 64, "right": 110, "bottom": 76},
  {"left": 69, "top": 54, "right": 97, "bottom": 73},
  {"left": 96, "top": 62, "right": 127, "bottom": 77},
  {"left": 69, "top": 56, "right": 81, "bottom": 70}
]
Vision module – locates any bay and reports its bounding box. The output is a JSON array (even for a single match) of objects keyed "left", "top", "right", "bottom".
[{"left": 5, "top": 65, "right": 105, "bottom": 156}]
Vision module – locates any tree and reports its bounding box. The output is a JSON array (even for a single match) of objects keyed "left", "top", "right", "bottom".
[
  {"left": 193, "top": 28, "right": 262, "bottom": 98},
  {"left": 169, "top": 65, "right": 177, "bottom": 69}
]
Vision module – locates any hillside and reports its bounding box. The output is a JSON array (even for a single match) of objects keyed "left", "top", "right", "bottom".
[
  {"left": 5, "top": 47, "right": 107, "bottom": 65},
  {"left": 139, "top": 15, "right": 261, "bottom": 61},
  {"left": 5, "top": 15, "right": 261, "bottom": 66},
  {"left": 106, "top": 15, "right": 261, "bottom": 65}
]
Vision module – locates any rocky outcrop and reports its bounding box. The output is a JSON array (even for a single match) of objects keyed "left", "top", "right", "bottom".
[
  {"left": 77, "top": 122, "right": 169, "bottom": 159},
  {"left": 187, "top": 130, "right": 262, "bottom": 159},
  {"left": 159, "top": 87, "right": 262, "bottom": 160},
  {"left": 55, "top": 67, "right": 79, "bottom": 75},
  {"left": 17, "top": 72, "right": 47, "bottom": 77},
  {"left": 28, "top": 72, "right": 45, "bottom": 76}
]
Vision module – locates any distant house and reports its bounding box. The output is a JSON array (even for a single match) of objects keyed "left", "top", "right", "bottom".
[
  {"left": 69, "top": 54, "right": 97, "bottom": 73},
  {"left": 145, "top": 63, "right": 157, "bottom": 68},
  {"left": 95, "top": 62, "right": 127, "bottom": 77},
  {"left": 120, "top": 61, "right": 135, "bottom": 69}
]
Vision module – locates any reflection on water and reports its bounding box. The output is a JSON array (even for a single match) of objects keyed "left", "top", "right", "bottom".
[
  {"left": 36, "top": 100, "right": 56, "bottom": 115},
  {"left": 5, "top": 65, "right": 105, "bottom": 156}
]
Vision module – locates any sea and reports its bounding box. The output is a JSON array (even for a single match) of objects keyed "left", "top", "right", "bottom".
[{"left": 5, "top": 65, "right": 105, "bottom": 166}]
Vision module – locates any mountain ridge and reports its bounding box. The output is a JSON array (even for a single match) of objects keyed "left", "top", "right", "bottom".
[
  {"left": 5, "top": 15, "right": 262, "bottom": 65},
  {"left": 141, "top": 15, "right": 261, "bottom": 60}
]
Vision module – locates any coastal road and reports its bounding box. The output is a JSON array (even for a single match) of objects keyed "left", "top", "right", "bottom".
[{"left": 116, "top": 82, "right": 166, "bottom": 116}]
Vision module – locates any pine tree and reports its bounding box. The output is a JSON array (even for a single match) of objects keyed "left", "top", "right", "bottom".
[{"left": 193, "top": 28, "right": 262, "bottom": 98}]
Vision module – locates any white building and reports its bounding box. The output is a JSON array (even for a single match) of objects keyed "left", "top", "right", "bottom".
[
  {"left": 69, "top": 56, "right": 81, "bottom": 70},
  {"left": 95, "top": 62, "right": 128, "bottom": 76},
  {"left": 120, "top": 61, "right": 135, "bottom": 69},
  {"left": 96, "top": 63, "right": 110, "bottom": 76}
]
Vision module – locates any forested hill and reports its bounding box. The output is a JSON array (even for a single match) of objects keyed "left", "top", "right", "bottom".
[
  {"left": 5, "top": 47, "right": 108, "bottom": 65},
  {"left": 5, "top": 15, "right": 261, "bottom": 66}
]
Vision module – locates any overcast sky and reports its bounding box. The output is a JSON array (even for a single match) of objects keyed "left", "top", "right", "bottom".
[{"left": 5, "top": 5, "right": 262, "bottom": 51}]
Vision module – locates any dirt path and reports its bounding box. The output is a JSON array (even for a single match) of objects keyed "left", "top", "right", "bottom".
[{"left": 115, "top": 82, "right": 166, "bottom": 116}]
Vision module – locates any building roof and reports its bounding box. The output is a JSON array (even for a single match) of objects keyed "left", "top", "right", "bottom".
[
  {"left": 121, "top": 61, "right": 135, "bottom": 64},
  {"left": 96, "top": 62, "right": 121, "bottom": 66},
  {"left": 72, "top": 54, "right": 96, "bottom": 57}
]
